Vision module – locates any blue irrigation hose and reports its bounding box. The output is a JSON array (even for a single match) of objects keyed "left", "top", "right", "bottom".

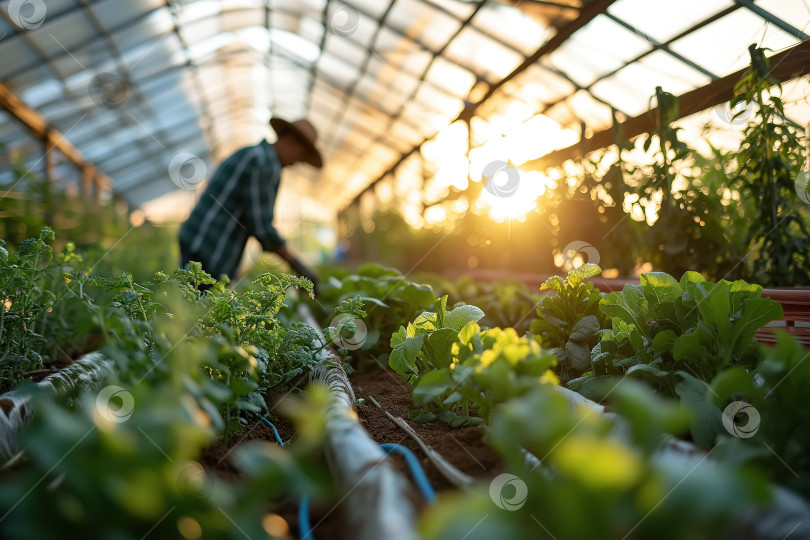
[
  {"left": 380, "top": 443, "right": 437, "bottom": 503},
  {"left": 258, "top": 415, "right": 313, "bottom": 540},
  {"left": 298, "top": 497, "right": 312, "bottom": 540},
  {"left": 258, "top": 414, "right": 284, "bottom": 445}
]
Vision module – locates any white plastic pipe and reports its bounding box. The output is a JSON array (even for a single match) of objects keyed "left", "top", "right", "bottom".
[
  {"left": 0, "top": 352, "right": 112, "bottom": 459},
  {"left": 299, "top": 305, "right": 419, "bottom": 540}
]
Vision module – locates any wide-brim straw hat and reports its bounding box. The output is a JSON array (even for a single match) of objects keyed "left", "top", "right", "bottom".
[{"left": 269, "top": 117, "right": 323, "bottom": 168}]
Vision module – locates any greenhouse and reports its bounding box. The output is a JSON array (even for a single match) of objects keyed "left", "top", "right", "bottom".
[{"left": 2, "top": 0, "right": 810, "bottom": 538}]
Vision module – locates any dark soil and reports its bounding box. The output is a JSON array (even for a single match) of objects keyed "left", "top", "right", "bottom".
[
  {"left": 199, "top": 418, "right": 295, "bottom": 481},
  {"left": 351, "top": 368, "right": 503, "bottom": 493}
]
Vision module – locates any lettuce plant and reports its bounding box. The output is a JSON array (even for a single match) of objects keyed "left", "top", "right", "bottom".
[
  {"left": 590, "top": 271, "right": 782, "bottom": 391},
  {"left": 390, "top": 296, "right": 557, "bottom": 426},
  {"left": 530, "top": 263, "right": 606, "bottom": 384}
]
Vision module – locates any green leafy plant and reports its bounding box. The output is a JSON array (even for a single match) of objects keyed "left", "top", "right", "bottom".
[
  {"left": 309, "top": 263, "right": 436, "bottom": 369},
  {"left": 91, "top": 263, "right": 326, "bottom": 438},
  {"left": 588, "top": 271, "right": 781, "bottom": 388},
  {"left": 388, "top": 295, "right": 484, "bottom": 384},
  {"left": 619, "top": 87, "right": 738, "bottom": 278},
  {"left": 412, "top": 325, "right": 557, "bottom": 425},
  {"left": 1, "top": 366, "right": 334, "bottom": 539},
  {"left": 389, "top": 296, "right": 557, "bottom": 425},
  {"left": 578, "top": 271, "right": 781, "bottom": 446},
  {"left": 530, "top": 263, "right": 606, "bottom": 384},
  {"left": 750, "top": 333, "right": 810, "bottom": 496},
  {"left": 0, "top": 228, "right": 102, "bottom": 391},
  {"left": 732, "top": 45, "right": 810, "bottom": 285},
  {"left": 428, "top": 275, "right": 540, "bottom": 335},
  {"left": 420, "top": 379, "right": 770, "bottom": 540}
]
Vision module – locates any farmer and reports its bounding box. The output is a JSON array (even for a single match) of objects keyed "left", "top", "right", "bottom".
[{"left": 179, "top": 118, "right": 321, "bottom": 290}]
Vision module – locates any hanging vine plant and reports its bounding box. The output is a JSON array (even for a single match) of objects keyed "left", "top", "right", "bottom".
[{"left": 732, "top": 44, "right": 810, "bottom": 286}]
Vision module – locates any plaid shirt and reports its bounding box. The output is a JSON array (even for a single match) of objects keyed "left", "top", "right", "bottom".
[{"left": 179, "top": 140, "right": 285, "bottom": 280}]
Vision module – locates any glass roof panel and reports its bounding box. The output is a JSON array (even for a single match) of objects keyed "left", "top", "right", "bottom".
[
  {"left": 590, "top": 50, "right": 712, "bottom": 116},
  {"left": 90, "top": 0, "right": 165, "bottom": 29},
  {"left": 471, "top": 2, "right": 554, "bottom": 56},
  {"left": 0, "top": 0, "right": 806, "bottom": 217},
  {"left": 607, "top": 0, "right": 735, "bottom": 43},
  {"left": 423, "top": 57, "right": 476, "bottom": 99},
  {"left": 0, "top": 36, "right": 39, "bottom": 79},
  {"left": 669, "top": 9, "right": 801, "bottom": 77},
  {"left": 323, "top": 32, "right": 369, "bottom": 66},
  {"left": 444, "top": 26, "right": 523, "bottom": 82},
  {"left": 111, "top": 8, "right": 175, "bottom": 52},
  {"left": 337, "top": 0, "right": 389, "bottom": 20},
  {"left": 53, "top": 42, "right": 116, "bottom": 80},
  {"left": 322, "top": 2, "right": 379, "bottom": 49},
  {"left": 756, "top": 0, "right": 810, "bottom": 29},
  {"left": 386, "top": 0, "right": 461, "bottom": 52},
  {"left": 545, "top": 14, "right": 652, "bottom": 88},
  {"left": 316, "top": 51, "right": 361, "bottom": 88}
]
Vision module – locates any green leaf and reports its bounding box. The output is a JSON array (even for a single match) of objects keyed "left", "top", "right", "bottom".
[
  {"left": 710, "top": 367, "right": 755, "bottom": 407},
  {"left": 361, "top": 329, "right": 380, "bottom": 350},
  {"left": 673, "top": 332, "right": 703, "bottom": 364},
  {"left": 600, "top": 284, "right": 648, "bottom": 331},
  {"left": 408, "top": 410, "right": 438, "bottom": 423},
  {"left": 569, "top": 263, "right": 601, "bottom": 281},
  {"left": 445, "top": 304, "right": 485, "bottom": 331},
  {"left": 564, "top": 340, "right": 591, "bottom": 370},
  {"left": 728, "top": 298, "right": 783, "bottom": 349},
  {"left": 359, "top": 296, "right": 388, "bottom": 308},
  {"left": 424, "top": 328, "right": 460, "bottom": 369},
  {"left": 413, "top": 368, "right": 453, "bottom": 406},
  {"left": 540, "top": 275, "right": 565, "bottom": 292},
  {"left": 435, "top": 296, "right": 448, "bottom": 328},
  {"left": 626, "top": 363, "right": 671, "bottom": 384},
  {"left": 569, "top": 315, "right": 600, "bottom": 342},
  {"left": 389, "top": 334, "right": 425, "bottom": 378},
  {"left": 652, "top": 329, "right": 678, "bottom": 353},
  {"left": 640, "top": 272, "right": 682, "bottom": 306},
  {"left": 229, "top": 377, "right": 257, "bottom": 396},
  {"left": 675, "top": 371, "right": 724, "bottom": 448},
  {"left": 574, "top": 375, "right": 615, "bottom": 401},
  {"left": 458, "top": 322, "right": 479, "bottom": 345},
  {"left": 609, "top": 378, "right": 692, "bottom": 451},
  {"left": 390, "top": 326, "right": 407, "bottom": 348}
]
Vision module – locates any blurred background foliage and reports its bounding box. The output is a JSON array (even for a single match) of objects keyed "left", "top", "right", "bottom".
[{"left": 338, "top": 71, "right": 810, "bottom": 287}]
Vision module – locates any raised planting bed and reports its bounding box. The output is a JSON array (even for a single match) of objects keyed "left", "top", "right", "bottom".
[
  {"left": 351, "top": 368, "right": 502, "bottom": 492},
  {"left": 467, "top": 268, "right": 810, "bottom": 347}
]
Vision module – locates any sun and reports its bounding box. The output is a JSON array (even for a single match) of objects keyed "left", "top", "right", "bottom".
[{"left": 479, "top": 169, "right": 548, "bottom": 221}]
